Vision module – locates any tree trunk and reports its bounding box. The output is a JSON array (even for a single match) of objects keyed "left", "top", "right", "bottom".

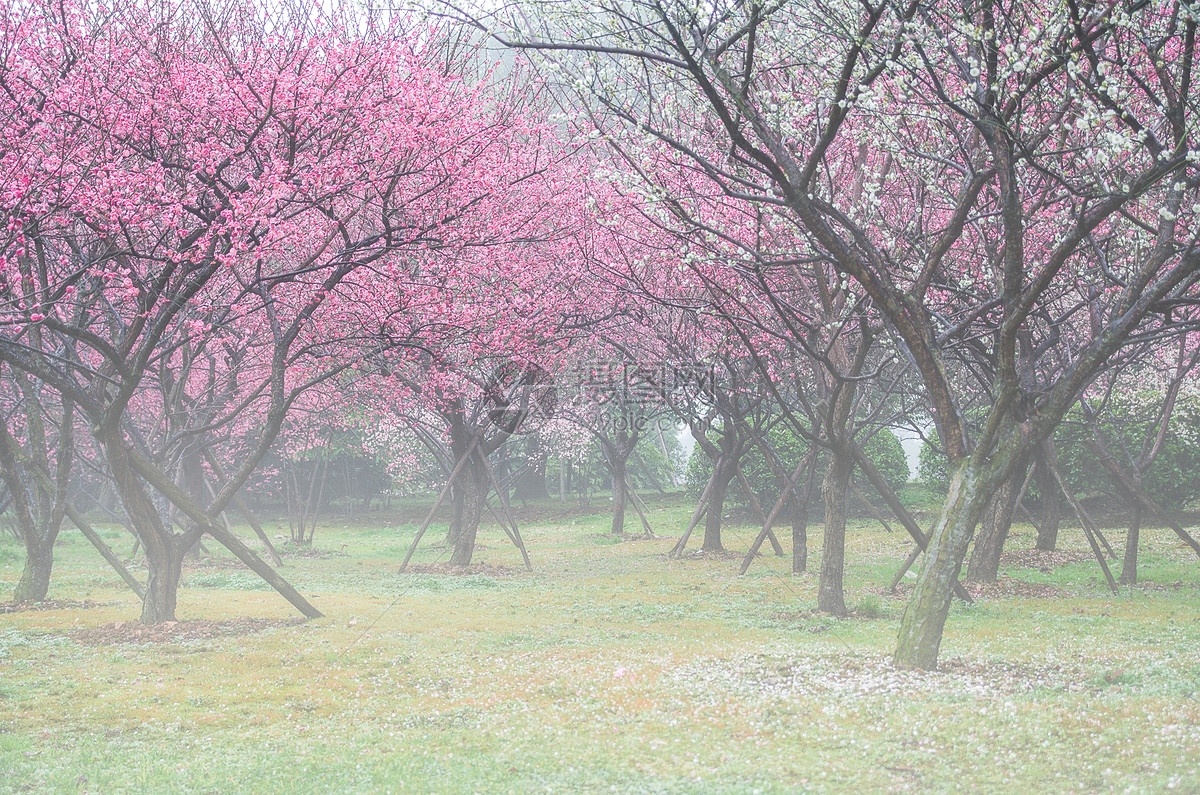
[
  {"left": 177, "top": 451, "right": 208, "bottom": 560},
  {"left": 104, "top": 426, "right": 324, "bottom": 622},
  {"left": 304, "top": 450, "right": 330, "bottom": 545},
  {"left": 610, "top": 455, "right": 627, "bottom": 536},
  {"left": 13, "top": 537, "right": 54, "bottom": 603},
  {"left": 791, "top": 502, "right": 808, "bottom": 573},
  {"left": 818, "top": 448, "right": 851, "bottom": 616},
  {"left": 449, "top": 456, "right": 488, "bottom": 566},
  {"left": 966, "top": 467, "right": 1022, "bottom": 583},
  {"left": 792, "top": 453, "right": 819, "bottom": 574},
  {"left": 446, "top": 480, "right": 463, "bottom": 547},
  {"left": 286, "top": 465, "right": 303, "bottom": 544},
  {"left": 702, "top": 459, "right": 735, "bottom": 552},
  {"left": 894, "top": 455, "right": 1006, "bottom": 670},
  {"left": 4, "top": 485, "right": 56, "bottom": 604},
  {"left": 1034, "top": 441, "right": 1060, "bottom": 551},
  {"left": 101, "top": 429, "right": 186, "bottom": 624},
  {"left": 141, "top": 541, "right": 184, "bottom": 624},
  {"left": 1120, "top": 503, "right": 1141, "bottom": 586},
  {"left": 0, "top": 426, "right": 60, "bottom": 603}
]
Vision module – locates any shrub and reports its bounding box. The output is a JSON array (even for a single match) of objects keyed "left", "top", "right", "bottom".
[
  {"left": 861, "top": 428, "right": 910, "bottom": 495},
  {"left": 686, "top": 423, "right": 910, "bottom": 508},
  {"left": 918, "top": 440, "right": 948, "bottom": 491},
  {"left": 1056, "top": 387, "right": 1200, "bottom": 511},
  {"left": 851, "top": 595, "right": 886, "bottom": 619},
  {"left": 915, "top": 385, "right": 1200, "bottom": 512}
]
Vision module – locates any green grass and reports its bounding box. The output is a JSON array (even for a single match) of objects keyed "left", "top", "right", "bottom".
[{"left": 1, "top": 498, "right": 1199, "bottom": 793}]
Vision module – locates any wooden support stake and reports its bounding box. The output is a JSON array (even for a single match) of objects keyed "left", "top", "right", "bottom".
[
  {"left": 206, "top": 451, "right": 288, "bottom": 569},
  {"left": 1094, "top": 455, "right": 1200, "bottom": 559},
  {"left": 1011, "top": 462, "right": 1045, "bottom": 539},
  {"left": 670, "top": 473, "right": 714, "bottom": 559},
  {"left": 205, "top": 523, "right": 324, "bottom": 617},
  {"left": 398, "top": 438, "right": 481, "bottom": 572},
  {"left": 1046, "top": 461, "right": 1117, "bottom": 559},
  {"left": 201, "top": 450, "right": 284, "bottom": 566},
  {"left": 739, "top": 449, "right": 815, "bottom": 575},
  {"left": 481, "top": 452, "right": 531, "bottom": 570},
  {"left": 848, "top": 441, "right": 974, "bottom": 604},
  {"left": 849, "top": 481, "right": 895, "bottom": 534},
  {"left": 1049, "top": 462, "right": 1119, "bottom": 593},
  {"left": 623, "top": 476, "right": 654, "bottom": 538},
  {"left": 736, "top": 468, "right": 784, "bottom": 555},
  {"left": 67, "top": 505, "right": 145, "bottom": 600},
  {"left": 888, "top": 544, "right": 923, "bottom": 593}
]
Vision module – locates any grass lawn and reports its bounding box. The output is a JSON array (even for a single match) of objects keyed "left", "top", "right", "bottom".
[{"left": 1, "top": 496, "right": 1199, "bottom": 793}]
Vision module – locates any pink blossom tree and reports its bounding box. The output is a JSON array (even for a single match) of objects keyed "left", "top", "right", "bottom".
[{"left": 0, "top": 1, "right": 592, "bottom": 621}]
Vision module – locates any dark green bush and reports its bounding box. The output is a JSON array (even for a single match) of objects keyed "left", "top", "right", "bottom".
[
  {"left": 918, "top": 440, "right": 948, "bottom": 491},
  {"left": 861, "top": 428, "right": 910, "bottom": 495},
  {"left": 916, "top": 387, "right": 1200, "bottom": 511},
  {"left": 686, "top": 423, "right": 910, "bottom": 508},
  {"left": 1056, "top": 388, "right": 1200, "bottom": 511}
]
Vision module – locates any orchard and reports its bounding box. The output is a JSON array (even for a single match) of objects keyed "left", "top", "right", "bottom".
[{"left": 1, "top": 0, "right": 1199, "bottom": 790}]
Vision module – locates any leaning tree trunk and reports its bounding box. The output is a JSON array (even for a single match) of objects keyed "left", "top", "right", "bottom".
[
  {"left": 966, "top": 466, "right": 1022, "bottom": 583},
  {"left": 894, "top": 451, "right": 1011, "bottom": 670},
  {"left": 1034, "top": 440, "right": 1060, "bottom": 550},
  {"left": 817, "top": 448, "right": 851, "bottom": 617},
  {"left": 702, "top": 458, "right": 736, "bottom": 552}
]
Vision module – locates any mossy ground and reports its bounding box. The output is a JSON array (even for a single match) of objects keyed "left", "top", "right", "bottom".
[{"left": 1, "top": 496, "right": 1198, "bottom": 793}]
